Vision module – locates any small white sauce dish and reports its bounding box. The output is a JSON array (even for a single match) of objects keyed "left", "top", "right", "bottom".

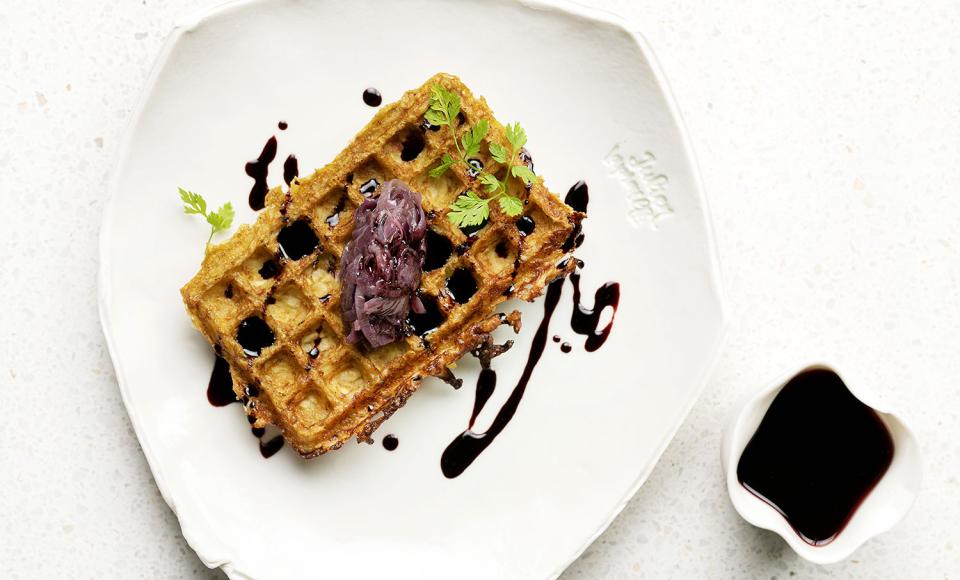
[{"left": 721, "top": 362, "right": 922, "bottom": 564}]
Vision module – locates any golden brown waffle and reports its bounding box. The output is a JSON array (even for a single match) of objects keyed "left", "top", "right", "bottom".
[{"left": 181, "top": 73, "right": 582, "bottom": 457}]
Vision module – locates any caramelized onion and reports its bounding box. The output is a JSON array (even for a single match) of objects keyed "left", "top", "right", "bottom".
[{"left": 339, "top": 179, "right": 427, "bottom": 349}]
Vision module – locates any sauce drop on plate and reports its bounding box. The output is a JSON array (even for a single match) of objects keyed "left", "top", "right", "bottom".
[
  {"left": 362, "top": 87, "right": 382, "bottom": 107},
  {"left": 382, "top": 435, "right": 399, "bottom": 451}
]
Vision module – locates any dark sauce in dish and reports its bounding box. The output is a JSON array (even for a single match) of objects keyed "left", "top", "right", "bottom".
[{"left": 736, "top": 368, "right": 894, "bottom": 545}]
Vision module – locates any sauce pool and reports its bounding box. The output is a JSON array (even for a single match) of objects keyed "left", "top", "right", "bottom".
[{"left": 736, "top": 368, "right": 894, "bottom": 545}]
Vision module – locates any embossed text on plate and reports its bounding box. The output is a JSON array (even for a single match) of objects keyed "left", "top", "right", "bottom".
[{"left": 603, "top": 143, "right": 673, "bottom": 228}]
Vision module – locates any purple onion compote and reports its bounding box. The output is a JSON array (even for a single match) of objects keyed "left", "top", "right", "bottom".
[{"left": 338, "top": 179, "right": 427, "bottom": 349}]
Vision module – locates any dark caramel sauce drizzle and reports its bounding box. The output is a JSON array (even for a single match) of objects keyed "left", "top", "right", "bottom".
[
  {"left": 283, "top": 154, "right": 298, "bottom": 187},
  {"left": 207, "top": 350, "right": 237, "bottom": 407},
  {"left": 246, "top": 136, "right": 277, "bottom": 211},
  {"left": 440, "top": 180, "right": 621, "bottom": 478}
]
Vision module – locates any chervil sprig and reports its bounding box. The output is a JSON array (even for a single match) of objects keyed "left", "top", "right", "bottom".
[
  {"left": 447, "top": 190, "right": 489, "bottom": 227},
  {"left": 427, "top": 84, "right": 536, "bottom": 228},
  {"left": 179, "top": 187, "right": 234, "bottom": 246}
]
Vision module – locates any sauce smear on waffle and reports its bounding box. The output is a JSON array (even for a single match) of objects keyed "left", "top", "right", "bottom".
[{"left": 424, "top": 230, "right": 454, "bottom": 270}]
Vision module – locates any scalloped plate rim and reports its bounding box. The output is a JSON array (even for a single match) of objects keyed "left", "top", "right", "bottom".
[{"left": 97, "top": 0, "right": 729, "bottom": 577}]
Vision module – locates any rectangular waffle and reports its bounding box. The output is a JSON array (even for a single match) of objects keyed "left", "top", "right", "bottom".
[{"left": 181, "top": 73, "right": 582, "bottom": 457}]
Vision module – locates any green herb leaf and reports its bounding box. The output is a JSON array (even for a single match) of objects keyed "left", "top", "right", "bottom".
[
  {"left": 430, "top": 84, "right": 450, "bottom": 114},
  {"left": 498, "top": 195, "right": 523, "bottom": 217},
  {"left": 207, "top": 202, "right": 235, "bottom": 233},
  {"left": 446, "top": 93, "right": 461, "bottom": 125},
  {"left": 460, "top": 119, "right": 488, "bottom": 158},
  {"left": 430, "top": 153, "right": 455, "bottom": 177},
  {"left": 488, "top": 142, "right": 508, "bottom": 164},
  {"left": 179, "top": 187, "right": 206, "bottom": 215},
  {"left": 505, "top": 123, "right": 527, "bottom": 150},
  {"left": 179, "top": 187, "right": 234, "bottom": 247},
  {"left": 428, "top": 84, "right": 461, "bottom": 126},
  {"left": 438, "top": 85, "right": 460, "bottom": 123},
  {"left": 447, "top": 190, "right": 489, "bottom": 227},
  {"left": 430, "top": 84, "right": 447, "bottom": 106},
  {"left": 428, "top": 91, "right": 533, "bottom": 227},
  {"left": 479, "top": 172, "right": 500, "bottom": 193},
  {"left": 511, "top": 164, "right": 537, "bottom": 186},
  {"left": 424, "top": 109, "right": 446, "bottom": 127},
  {"left": 460, "top": 133, "right": 477, "bottom": 158}
]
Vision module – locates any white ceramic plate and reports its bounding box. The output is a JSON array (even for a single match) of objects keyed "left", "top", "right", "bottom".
[{"left": 99, "top": 0, "right": 726, "bottom": 578}]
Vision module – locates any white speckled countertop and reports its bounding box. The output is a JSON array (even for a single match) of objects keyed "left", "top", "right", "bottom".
[{"left": 2, "top": 0, "right": 959, "bottom": 577}]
